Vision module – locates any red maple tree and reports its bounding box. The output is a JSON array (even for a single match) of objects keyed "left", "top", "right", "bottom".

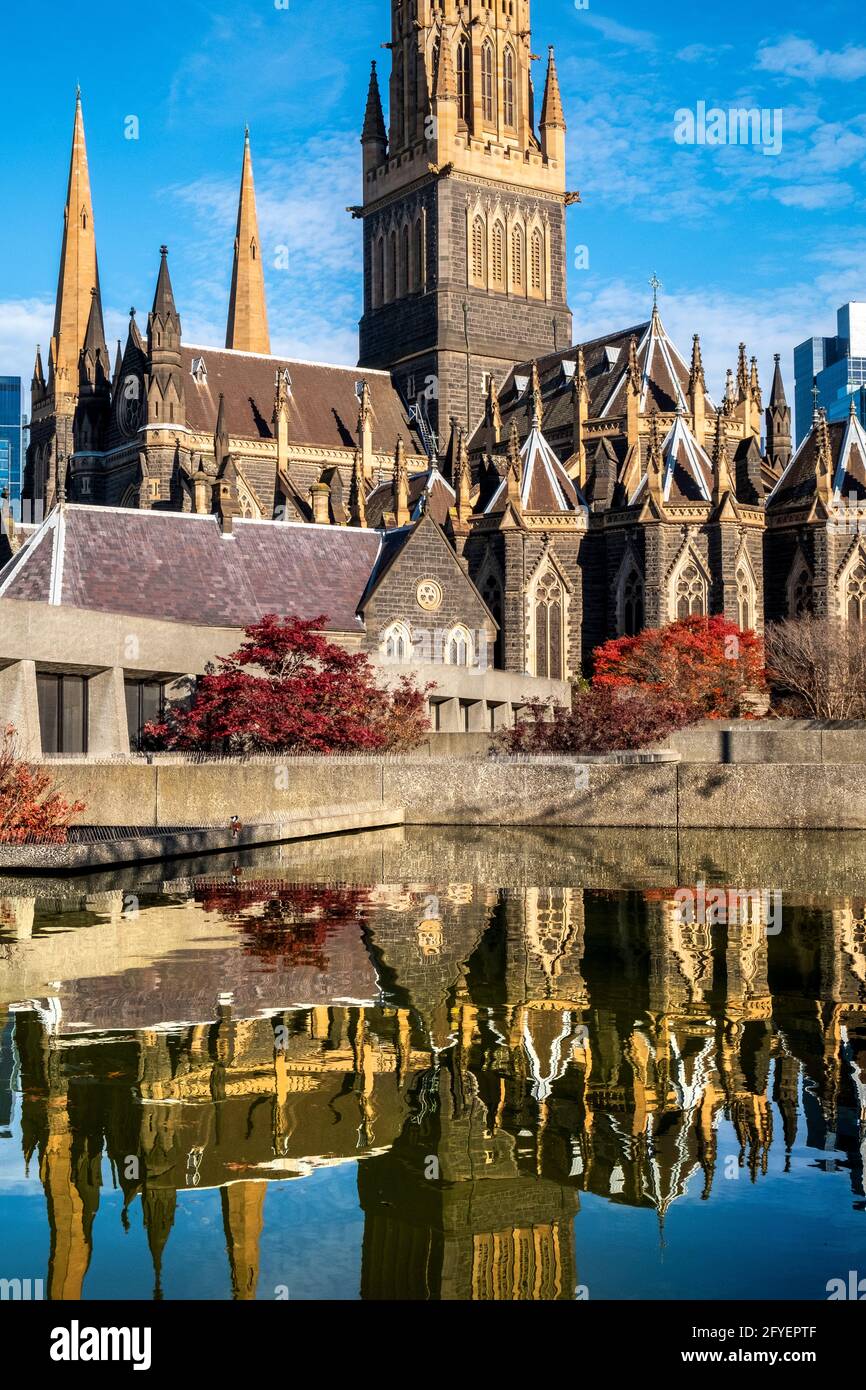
[
  {"left": 144, "top": 614, "right": 431, "bottom": 754},
  {"left": 0, "top": 725, "right": 85, "bottom": 843},
  {"left": 592, "top": 615, "right": 765, "bottom": 718}
]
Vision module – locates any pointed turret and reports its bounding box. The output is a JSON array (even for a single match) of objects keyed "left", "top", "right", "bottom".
[
  {"left": 506, "top": 421, "right": 523, "bottom": 509},
  {"left": 432, "top": 26, "right": 458, "bottom": 153},
  {"left": 214, "top": 392, "right": 230, "bottom": 474},
  {"left": 646, "top": 411, "right": 664, "bottom": 509},
  {"left": 766, "top": 353, "right": 792, "bottom": 474},
  {"left": 349, "top": 448, "right": 368, "bottom": 528},
  {"left": 528, "top": 360, "right": 543, "bottom": 428},
  {"left": 225, "top": 129, "right": 271, "bottom": 355},
  {"left": 736, "top": 343, "right": 749, "bottom": 402},
  {"left": 394, "top": 436, "right": 410, "bottom": 526},
  {"left": 146, "top": 246, "right": 185, "bottom": 430},
  {"left": 689, "top": 334, "right": 706, "bottom": 443},
  {"left": 455, "top": 429, "right": 471, "bottom": 520},
  {"left": 31, "top": 345, "right": 46, "bottom": 397},
  {"left": 712, "top": 409, "right": 735, "bottom": 506},
  {"left": 815, "top": 409, "right": 833, "bottom": 507},
  {"left": 361, "top": 61, "right": 387, "bottom": 174},
  {"left": 50, "top": 89, "right": 101, "bottom": 393},
  {"left": 485, "top": 373, "right": 502, "bottom": 444},
  {"left": 113, "top": 339, "right": 123, "bottom": 383},
  {"left": 81, "top": 287, "right": 109, "bottom": 384},
  {"left": 540, "top": 48, "right": 566, "bottom": 165}
]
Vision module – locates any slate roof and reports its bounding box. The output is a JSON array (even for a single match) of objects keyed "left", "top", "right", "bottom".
[
  {"left": 630, "top": 411, "right": 713, "bottom": 506},
  {"left": 181, "top": 346, "right": 424, "bottom": 456},
  {"left": 365, "top": 464, "right": 455, "bottom": 528},
  {"left": 469, "top": 313, "right": 716, "bottom": 460},
  {"left": 483, "top": 419, "right": 588, "bottom": 515},
  {"left": 469, "top": 323, "right": 648, "bottom": 456},
  {"left": 767, "top": 411, "right": 866, "bottom": 511},
  {"left": 0, "top": 505, "right": 388, "bottom": 632}
]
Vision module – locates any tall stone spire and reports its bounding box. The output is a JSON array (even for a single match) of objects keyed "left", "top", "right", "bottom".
[
  {"left": 361, "top": 61, "right": 387, "bottom": 175},
  {"left": 226, "top": 129, "right": 270, "bottom": 355},
  {"left": 540, "top": 48, "right": 566, "bottom": 164},
  {"left": 51, "top": 88, "right": 102, "bottom": 392}
]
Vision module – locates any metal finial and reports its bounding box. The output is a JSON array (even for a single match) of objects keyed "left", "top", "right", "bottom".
[{"left": 649, "top": 272, "right": 662, "bottom": 309}]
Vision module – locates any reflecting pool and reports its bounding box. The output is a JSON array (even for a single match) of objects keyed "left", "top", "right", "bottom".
[{"left": 1, "top": 826, "right": 864, "bottom": 1300}]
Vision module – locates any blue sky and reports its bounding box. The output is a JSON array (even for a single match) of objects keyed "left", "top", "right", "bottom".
[{"left": 1, "top": 0, "right": 865, "bottom": 434}]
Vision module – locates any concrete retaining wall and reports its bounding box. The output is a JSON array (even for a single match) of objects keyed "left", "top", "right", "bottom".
[
  {"left": 30, "top": 751, "right": 866, "bottom": 830},
  {"left": 664, "top": 719, "right": 866, "bottom": 764}
]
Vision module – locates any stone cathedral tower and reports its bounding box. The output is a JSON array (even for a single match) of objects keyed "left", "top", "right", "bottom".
[{"left": 357, "top": 0, "right": 574, "bottom": 446}]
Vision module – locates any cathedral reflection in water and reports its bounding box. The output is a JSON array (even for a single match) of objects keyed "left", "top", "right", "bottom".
[{"left": 1, "top": 839, "right": 865, "bottom": 1301}]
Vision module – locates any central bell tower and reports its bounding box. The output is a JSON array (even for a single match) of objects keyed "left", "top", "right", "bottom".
[{"left": 357, "top": 0, "right": 573, "bottom": 447}]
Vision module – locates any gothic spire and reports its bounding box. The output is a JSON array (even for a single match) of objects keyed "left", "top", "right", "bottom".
[
  {"left": 736, "top": 343, "right": 749, "bottom": 401},
  {"left": 214, "top": 392, "right": 230, "bottom": 474},
  {"left": 712, "top": 408, "right": 734, "bottom": 504},
  {"left": 361, "top": 61, "right": 387, "bottom": 146},
  {"left": 689, "top": 334, "right": 706, "bottom": 393},
  {"left": 151, "top": 244, "right": 178, "bottom": 321},
  {"left": 81, "top": 285, "right": 109, "bottom": 388},
  {"left": 540, "top": 47, "right": 566, "bottom": 130},
  {"left": 769, "top": 353, "right": 787, "bottom": 409},
  {"left": 226, "top": 128, "right": 271, "bottom": 355},
  {"left": 51, "top": 88, "right": 102, "bottom": 391}
]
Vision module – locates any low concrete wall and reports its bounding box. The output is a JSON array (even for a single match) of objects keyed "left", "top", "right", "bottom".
[
  {"left": 665, "top": 718, "right": 866, "bottom": 764},
  {"left": 26, "top": 747, "right": 866, "bottom": 832}
]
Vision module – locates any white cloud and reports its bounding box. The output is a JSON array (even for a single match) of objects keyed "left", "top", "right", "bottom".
[
  {"left": 756, "top": 37, "right": 866, "bottom": 83},
  {"left": 676, "top": 43, "right": 732, "bottom": 64},
  {"left": 0, "top": 299, "right": 54, "bottom": 399},
  {"left": 581, "top": 14, "right": 657, "bottom": 53},
  {"left": 770, "top": 181, "right": 855, "bottom": 210}
]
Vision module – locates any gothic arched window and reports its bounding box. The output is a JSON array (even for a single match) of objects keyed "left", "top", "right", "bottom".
[
  {"left": 491, "top": 219, "right": 504, "bottom": 287},
  {"left": 674, "top": 560, "right": 707, "bottom": 619},
  {"left": 481, "top": 575, "right": 503, "bottom": 668},
  {"left": 736, "top": 564, "right": 755, "bottom": 630},
  {"left": 400, "top": 223, "right": 410, "bottom": 297},
  {"left": 457, "top": 36, "right": 472, "bottom": 125},
  {"left": 791, "top": 565, "right": 813, "bottom": 618},
  {"left": 446, "top": 625, "right": 473, "bottom": 666},
  {"left": 382, "top": 621, "right": 413, "bottom": 663},
  {"left": 621, "top": 569, "right": 644, "bottom": 636},
  {"left": 374, "top": 235, "right": 385, "bottom": 307},
  {"left": 503, "top": 46, "right": 515, "bottom": 127},
  {"left": 388, "top": 229, "right": 398, "bottom": 301},
  {"left": 847, "top": 560, "right": 866, "bottom": 624},
  {"left": 534, "top": 571, "right": 564, "bottom": 679},
  {"left": 511, "top": 225, "right": 524, "bottom": 288},
  {"left": 481, "top": 40, "right": 495, "bottom": 123},
  {"left": 471, "top": 214, "right": 486, "bottom": 285},
  {"left": 414, "top": 218, "right": 424, "bottom": 290},
  {"left": 530, "top": 227, "right": 543, "bottom": 294}
]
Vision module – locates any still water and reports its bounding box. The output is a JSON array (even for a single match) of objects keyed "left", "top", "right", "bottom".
[{"left": 1, "top": 825, "right": 864, "bottom": 1301}]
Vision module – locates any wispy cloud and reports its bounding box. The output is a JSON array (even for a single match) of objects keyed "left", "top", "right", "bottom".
[
  {"left": 756, "top": 36, "right": 866, "bottom": 83},
  {"left": 676, "top": 43, "right": 733, "bottom": 64},
  {"left": 581, "top": 14, "right": 657, "bottom": 53}
]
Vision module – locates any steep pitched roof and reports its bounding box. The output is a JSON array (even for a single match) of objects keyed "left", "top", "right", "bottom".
[
  {"left": 629, "top": 411, "right": 713, "bottom": 505},
  {"left": 365, "top": 463, "right": 455, "bottom": 528},
  {"left": 484, "top": 418, "right": 588, "bottom": 515},
  {"left": 469, "top": 324, "right": 648, "bottom": 457},
  {"left": 767, "top": 416, "right": 859, "bottom": 510},
  {"left": 181, "top": 347, "right": 424, "bottom": 456},
  {"left": 0, "top": 505, "right": 384, "bottom": 632},
  {"left": 598, "top": 309, "right": 716, "bottom": 420}
]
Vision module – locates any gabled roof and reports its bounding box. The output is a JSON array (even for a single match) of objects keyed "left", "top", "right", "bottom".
[
  {"left": 599, "top": 308, "right": 715, "bottom": 420},
  {"left": 365, "top": 463, "right": 455, "bottom": 529},
  {"left": 629, "top": 411, "right": 713, "bottom": 505},
  {"left": 766, "top": 416, "right": 857, "bottom": 511},
  {"left": 484, "top": 419, "right": 588, "bottom": 515},
  {"left": 180, "top": 346, "right": 425, "bottom": 456},
  {"left": 469, "top": 324, "right": 648, "bottom": 456},
  {"left": 0, "top": 505, "right": 384, "bottom": 632}
]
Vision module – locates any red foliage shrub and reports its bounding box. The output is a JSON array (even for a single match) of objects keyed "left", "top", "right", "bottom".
[
  {"left": 499, "top": 686, "right": 696, "bottom": 755},
  {"left": 195, "top": 880, "right": 371, "bottom": 967},
  {"left": 144, "top": 614, "right": 431, "bottom": 754},
  {"left": 592, "top": 615, "right": 766, "bottom": 718},
  {"left": 0, "top": 725, "right": 85, "bottom": 843}
]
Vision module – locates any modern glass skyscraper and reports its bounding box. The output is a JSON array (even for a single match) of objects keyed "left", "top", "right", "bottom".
[
  {"left": 0, "top": 377, "right": 23, "bottom": 516},
  {"left": 794, "top": 304, "right": 866, "bottom": 446}
]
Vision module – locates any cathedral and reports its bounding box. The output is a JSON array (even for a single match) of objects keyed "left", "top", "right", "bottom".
[{"left": 12, "top": 0, "right": 857, "bottom": 690}]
